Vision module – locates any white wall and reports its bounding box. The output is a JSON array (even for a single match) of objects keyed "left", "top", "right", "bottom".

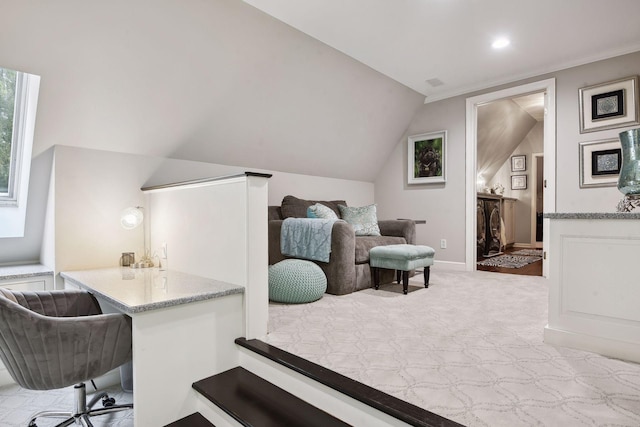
[
  {"left": 375, "top": 96, "right": 467, "bottom": 263},
  {"left": 0, "top": 149, "right": 53, "bottom": 264},
  {"left": 48, "top": 146, "right": 374, "bottom": 275},
  {"left": 375, "top": 51, "right": 640, "bottom": 264}
]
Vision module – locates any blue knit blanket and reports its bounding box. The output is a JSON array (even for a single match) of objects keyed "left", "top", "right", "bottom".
[{"left": 280, "top": 218, "right": 337, "bottom": 263}]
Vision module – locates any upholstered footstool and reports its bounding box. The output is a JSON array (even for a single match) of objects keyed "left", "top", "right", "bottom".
[
  {"left": 269, "top": 259, "right": 327, "bottom": 303},
  {"left": 369, "top": 244, "right": 435, "bottom": 294}
]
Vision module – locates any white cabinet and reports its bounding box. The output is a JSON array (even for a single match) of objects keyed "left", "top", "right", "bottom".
[
  {"left": 502, "top": 198, "right": 516, "bottom": 247},
  {"left": 544, "top": 215, "right": 640, "bottom": 363},
  {"left": 0, "top": 277, "right": 48, "bottom": 291}
]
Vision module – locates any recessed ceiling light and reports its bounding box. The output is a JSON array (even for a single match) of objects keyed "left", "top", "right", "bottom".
[{"left": 492, "top": 37, "right": 510, "bottom": 49}]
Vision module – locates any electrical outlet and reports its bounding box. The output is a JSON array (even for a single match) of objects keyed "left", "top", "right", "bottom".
[{"left": 440, "top": 239, "right": 447, "bottom": 249}]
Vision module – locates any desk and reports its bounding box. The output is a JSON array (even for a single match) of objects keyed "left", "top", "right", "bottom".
[{"left": 61, "top": 268, "right": 245, "bottom": 426}]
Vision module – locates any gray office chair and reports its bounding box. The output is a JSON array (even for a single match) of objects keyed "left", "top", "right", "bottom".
[{"left": 0, "top": 288, "right": 133, "bottom": 427}]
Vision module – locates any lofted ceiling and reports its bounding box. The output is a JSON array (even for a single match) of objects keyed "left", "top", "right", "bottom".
[{"left": 243, "top": 0, "right": 640, "bottom": 103}]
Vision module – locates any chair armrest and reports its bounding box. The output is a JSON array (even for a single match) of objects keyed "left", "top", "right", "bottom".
[
  {"left": 378, "top": 220, "right": 416, "bottom": 244},
  {"left": 6, "top": 289, "right": 102, "bottom": 317},
  {"left": 268, "top": 219, "right": 357, "bottom": 295}
]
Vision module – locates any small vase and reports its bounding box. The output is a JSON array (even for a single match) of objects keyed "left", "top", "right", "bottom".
[{"left": 617, "top": 128, "right": 640, "bottom": 198}]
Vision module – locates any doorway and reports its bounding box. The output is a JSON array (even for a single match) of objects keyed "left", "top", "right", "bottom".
[{"left": 465, "top": 79, "right": 556, "bottom": 277}]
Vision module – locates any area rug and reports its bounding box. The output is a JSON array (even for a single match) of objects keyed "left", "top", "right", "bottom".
[
  {"left": 511, "top": 249, "right": 543, "bottom": 257},
  {"left": 477, "top": 254, "right": 541, "bottom": 268}
]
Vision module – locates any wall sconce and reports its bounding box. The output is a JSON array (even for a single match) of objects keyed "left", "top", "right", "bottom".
[
  {"left": 120, "top": 206, "right": 144, "bottom": 230},
  {"left": 120, "top": 206, "right": 153, "bottom": 267}
]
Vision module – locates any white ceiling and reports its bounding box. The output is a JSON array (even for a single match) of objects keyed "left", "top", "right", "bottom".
[{"left": 244, "top": 0, "right": 640, "bottom": 102}]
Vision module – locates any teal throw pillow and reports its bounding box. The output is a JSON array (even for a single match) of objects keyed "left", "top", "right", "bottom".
[
  {"left": 338, "top": 204, "right": 381, "bottom": 236},
  {"left": 307, "top": 203, "right": 338, "bottom": 220}
]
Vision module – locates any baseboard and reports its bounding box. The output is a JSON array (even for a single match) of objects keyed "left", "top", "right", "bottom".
[
  {"left": 544, "top": 326, "right": 640, "bottom": 364},
  {"left": 512, "top": 243, "right": 533, "bottom": 248},
  {"left": 433, "top": 260, "right": 466, "bottom": 271}
]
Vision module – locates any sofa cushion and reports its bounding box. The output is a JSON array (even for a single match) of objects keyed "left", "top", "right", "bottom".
[
  {"left": 354, "top": 235, "right": 407, "bottom": 264},
  {"left": 307, "top": 203, "right": 339, "bottom": 220},
  {"left": 338, "top": 204, "right": 381, "bottom": 236},
  {"left": 281, "top": 195, "right": 346, "bottom": 219}
]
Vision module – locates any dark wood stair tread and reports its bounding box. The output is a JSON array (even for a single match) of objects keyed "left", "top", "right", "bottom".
[
  {"left": 193, "top": 366, "right": 350, "bottom": 427},
  {"left": 165, "top": 412, "right": 216, "bottom": 427},
  {"left": 235, "top": 337, "right": 464, "bottom": 427}
]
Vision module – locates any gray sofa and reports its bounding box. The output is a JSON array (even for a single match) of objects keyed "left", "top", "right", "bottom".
[{"left": 268, "top": 195, "right": 416, "bottom": 295}]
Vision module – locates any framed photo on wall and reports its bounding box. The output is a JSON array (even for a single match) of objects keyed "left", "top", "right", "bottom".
[
  {"left": 579, "top": 139, "right": 622, "bottom": 188},
  {"left": 407, "top": 130, "right": 447, "bottom": 184},
  {"left": 511, "top": 175, "right": 527, "bottom": 190},
  {"left": 579, "top": 76, "right": 640, "bottom": 133},
  {"left": 511, "top": 155, "right": 526, "bottom": 172}
]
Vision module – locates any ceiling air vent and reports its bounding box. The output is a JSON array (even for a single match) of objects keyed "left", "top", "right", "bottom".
[{"left": 426, "top": 78, "right": 444, "bottom": 87}]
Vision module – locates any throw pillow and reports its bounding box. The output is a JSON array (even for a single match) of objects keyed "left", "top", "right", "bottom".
[
  {"left": 307, "top": 203, "right": 339, "bottom": 220},
  {"left": 281, "top": 195, "right": 346, "bottom": 219},
  {"left": 338, "top": 204, "right": 381, "bottom": 236}
]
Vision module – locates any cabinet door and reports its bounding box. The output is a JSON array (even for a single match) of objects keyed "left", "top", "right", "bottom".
[
  {"left": 503, "top": 200, "right": 516, "bottom": 245},
  {"left": 0, "top": 279, "right": 46, "bottom": 291}
]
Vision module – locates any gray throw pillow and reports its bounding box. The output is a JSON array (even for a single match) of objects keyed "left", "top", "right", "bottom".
[{"left": 338, "top": 204, "right": 381, "bottom": 236}]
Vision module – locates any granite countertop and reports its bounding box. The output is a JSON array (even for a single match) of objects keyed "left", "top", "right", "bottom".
[
  {"left": 60, "top": 268, "right": 244, "bottom": 314},
  {"left": 0, "top": 264, "right": 54, "bottom": 280},
  {"left": 545, "top": 212, "right": 640, "bottom": 220}
]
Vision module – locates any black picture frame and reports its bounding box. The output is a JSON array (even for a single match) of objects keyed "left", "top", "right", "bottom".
[
  {"left": 591, "top": 89, "right": 625, "bottom": 121},
  {"left": 591, "top": 148, "right": 622, "bottom": 176},
  {"left": 511, "top": 155, "right": 526, "bottom": 172},
  {"left": 511, "top": 175, "right": 527, "bottom": 190}
]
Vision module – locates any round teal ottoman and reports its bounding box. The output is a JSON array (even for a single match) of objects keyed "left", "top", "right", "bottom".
[{"left": 269, "top": 259, "right": 327, "bottom": 303}]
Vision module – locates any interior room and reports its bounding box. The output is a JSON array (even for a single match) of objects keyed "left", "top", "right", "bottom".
[{"left": 1, "top": 1, "right": 640, "bottom": 427}]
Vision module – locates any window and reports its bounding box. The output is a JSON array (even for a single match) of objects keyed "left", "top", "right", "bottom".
[
  {"left": 0, "top": 66, "right": 40, "bottom": 238},
  {"left": 1, "top": 68, "right": 30, "bottom": 204}
]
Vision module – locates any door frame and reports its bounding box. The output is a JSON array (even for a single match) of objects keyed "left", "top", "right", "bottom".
[
  {"left": 465, "top": 78, "right": 556, "bottom": 276},
  {"left": 531, "top": 152, "right": 544, "bottom": 249}
]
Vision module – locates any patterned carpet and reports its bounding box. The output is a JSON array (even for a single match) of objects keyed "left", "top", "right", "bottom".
[
  {"left": 477, "top": 254, "right": 542, "bottom": 268},
  {"left": 0, "top": 383, "right": 133, "bottom": 427},
  {"left": 266, "top": 270, "right": 640, "bottom": 427}
]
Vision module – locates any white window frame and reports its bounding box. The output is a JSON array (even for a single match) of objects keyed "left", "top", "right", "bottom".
[{"left": 0, "top": 70, "right": 40, "bottom": 238}]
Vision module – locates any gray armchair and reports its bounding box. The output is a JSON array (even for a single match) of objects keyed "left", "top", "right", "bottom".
[
  {"left": 269, "top": 196, "right": 416, "bottom": 295},
  {"left": 0, "top": 288, "right": 133, "bottom": 426}
]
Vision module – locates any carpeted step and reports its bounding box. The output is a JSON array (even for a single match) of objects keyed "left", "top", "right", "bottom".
[
  {"left": 235, "top": 337, "right": 464, "bottom": 427},
  {"left": 192, "top": 366, "right": 350, "bottom": 427},
  {"left": 164, "top": 412, "right": 216, "bottom": 427}
]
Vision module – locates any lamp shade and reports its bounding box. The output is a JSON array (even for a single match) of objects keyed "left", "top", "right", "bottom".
[{"left": 120, "top": 207, "right": 144, "bottom": 230}]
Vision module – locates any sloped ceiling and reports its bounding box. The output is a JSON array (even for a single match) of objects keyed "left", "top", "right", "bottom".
[
  {"left": 244, "top": 0, "right": 640, "bottom": 102},
  {"left": 1, "top": 0, "right": 424, "bottom": 183},
  {"left": 477, "top": 99, "right": 537, "bottom": 184}
]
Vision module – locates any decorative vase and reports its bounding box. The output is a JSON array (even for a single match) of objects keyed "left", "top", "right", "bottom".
[{"left": 617, "top": 128, "right": 640, "bottom": 198}]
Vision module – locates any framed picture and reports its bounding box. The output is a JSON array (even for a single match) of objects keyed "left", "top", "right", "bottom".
[
  {"left": 579, "top": 139, "right": 622, "bottom": 188},
  {"left": 579, "top": 76, "right": 640, "bottom": 133},
  {"left": 511, "top": 175, "right": 527, "bottom": 190},
  {"left": 511, "top": 155, "right": 526, "bottom": 172},
  {"left": 407, "top": 130, "right": 447, "bottom": 184}
]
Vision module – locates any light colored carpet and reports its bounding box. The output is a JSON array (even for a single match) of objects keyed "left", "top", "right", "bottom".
[
  {"left": 0, "top": 383, "right": 133, "bottom": 427},
  {"left": 266, "top": 269, "right": 640, "bottom": 427}
]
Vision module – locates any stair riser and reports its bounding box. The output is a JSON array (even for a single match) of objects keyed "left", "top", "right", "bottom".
[
  {"left": 238, "top": 348, "right": 414, "bottom": 427},
  {"left": 192, "top": 393, "right": 243, "bottom": 427}
]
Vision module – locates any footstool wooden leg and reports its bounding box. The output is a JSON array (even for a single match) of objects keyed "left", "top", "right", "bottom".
[
  {"left": 373, "top": 267, "right": 380, "bottom": 290},
  {"left": 402, "top": 270, "right": 409, "bottom": 294},
  {"left": 396, "top": 270, "right": 401, "bottom": 284},
  {"left": 424, "top": 266, "right": 430, "bottom": 288}
]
